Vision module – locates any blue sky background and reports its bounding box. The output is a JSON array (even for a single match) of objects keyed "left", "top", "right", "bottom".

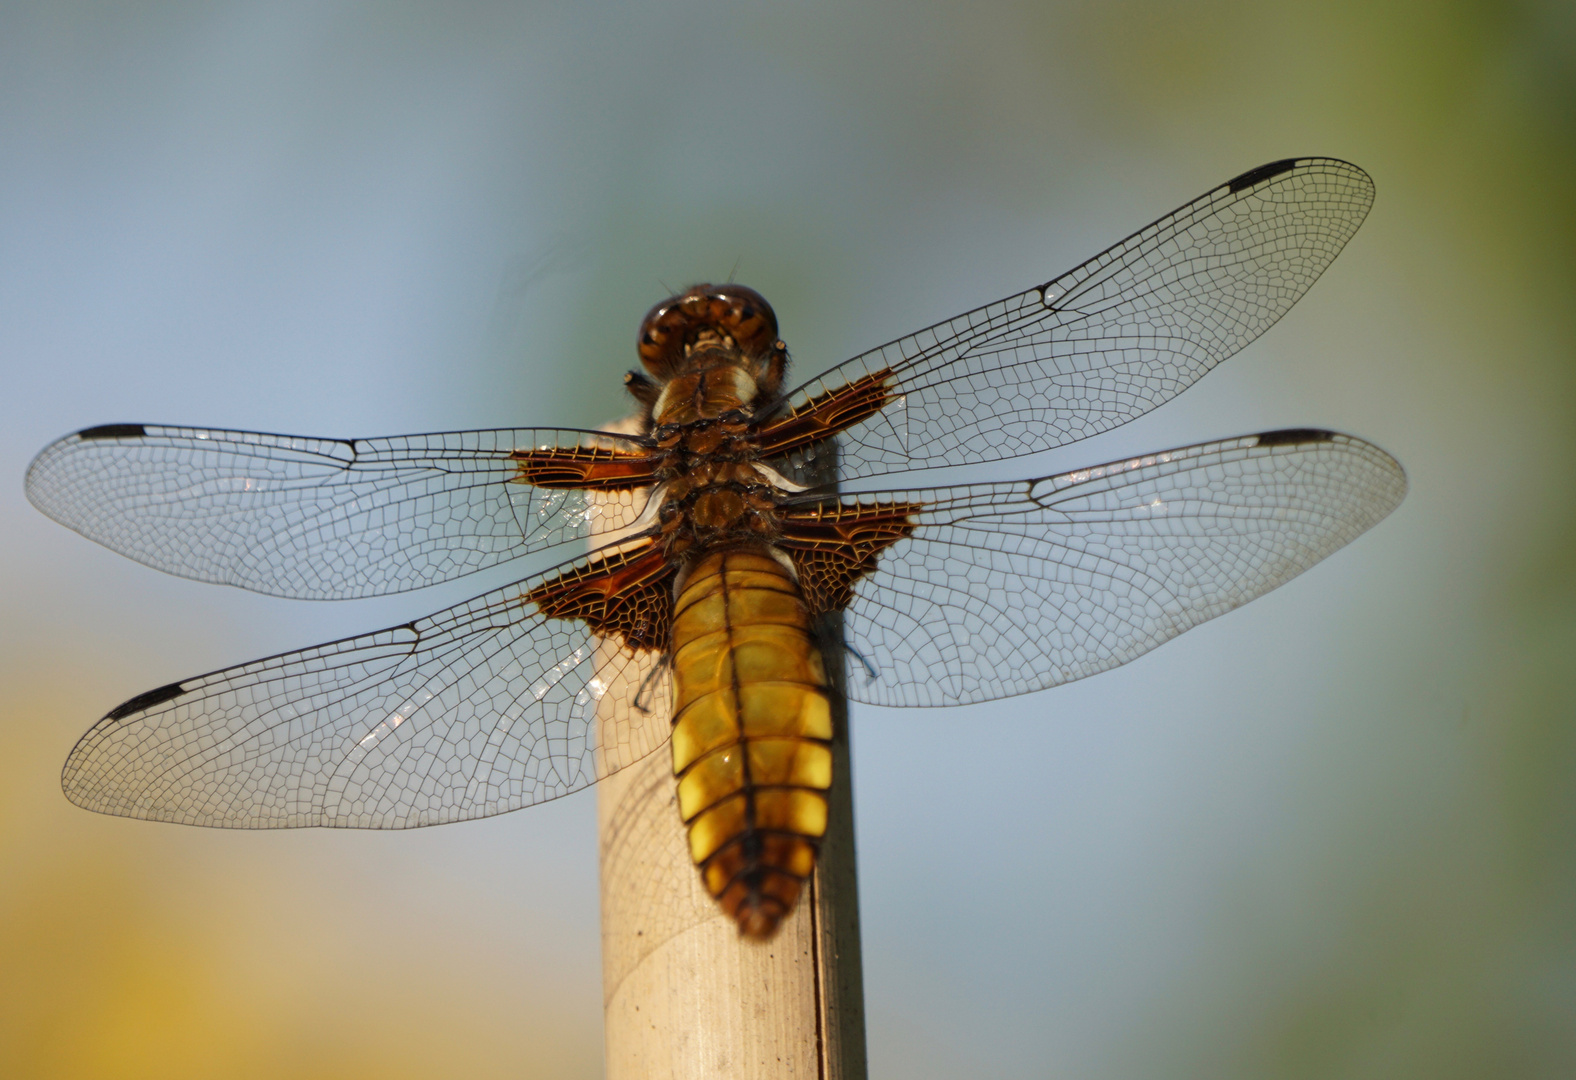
[{"left": 2, "top": 3, "right": 1572, "bottom": 1077}]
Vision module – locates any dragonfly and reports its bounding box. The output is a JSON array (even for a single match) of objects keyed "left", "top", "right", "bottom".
[{"left": 27, "top": 157, "right": 1405, "bottom": 938}]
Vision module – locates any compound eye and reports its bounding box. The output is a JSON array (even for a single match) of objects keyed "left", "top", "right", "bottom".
[
  {"left": 711, "top": 286, "right": 778, "bottom": 354},
  {"left": 636, "top": 296, "right": 688, "bottom": 377},
  {"left": 636, "top": 284, "right": 781, "bottom": 378}
]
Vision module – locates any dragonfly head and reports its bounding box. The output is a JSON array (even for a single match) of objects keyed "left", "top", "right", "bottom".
[{"left": 636, "top": 284, "right": 789, "bottom": 400}]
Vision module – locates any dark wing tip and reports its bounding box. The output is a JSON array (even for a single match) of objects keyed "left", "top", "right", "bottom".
[
  {"left": 106, "top": 680, "right": 188, "bottom": 721},
  {"left": 78, "top": 423, "right": 148, "bottom": 440},
  {"left": 1227, "top": 159, "right": 1301, "bottom": 193},
  {"left": 1255, "top": 427, "right": 1335, "bottom": 447}
]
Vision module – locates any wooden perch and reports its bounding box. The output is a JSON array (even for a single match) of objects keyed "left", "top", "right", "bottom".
[{"left": 594, "top": 418, "right": 867, "bottom": 1079}]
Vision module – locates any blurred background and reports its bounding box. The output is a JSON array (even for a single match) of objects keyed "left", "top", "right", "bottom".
[{"left": 2, "top": 2, "right": 1572, "bottom": 1077}]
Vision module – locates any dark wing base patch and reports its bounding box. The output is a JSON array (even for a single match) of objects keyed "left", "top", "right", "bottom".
[
  {"left": 510, "top": 446, "right": 660, "bottom": 489},
  {"left": 526, "top": 541, "right": 675, "bottom": 652},
  {"left": 753, "top": 369, "right": 894, "bottom": 463},
  {"left": 778, "top": 499, "right": 921, "bottom": 614}
]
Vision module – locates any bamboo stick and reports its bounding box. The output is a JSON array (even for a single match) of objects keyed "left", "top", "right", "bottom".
[{"left": 594, "top": 421, "right": 867, "bottom": 1079}]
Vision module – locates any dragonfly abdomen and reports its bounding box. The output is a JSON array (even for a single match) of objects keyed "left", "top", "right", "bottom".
[{"left": 669, "top": 545, "right": 833, "bottom": 938}]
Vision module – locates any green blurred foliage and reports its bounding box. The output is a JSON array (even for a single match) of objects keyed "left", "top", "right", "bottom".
[{"left": 1057, "top": 2, "right": 1576, "bottom": 1077}]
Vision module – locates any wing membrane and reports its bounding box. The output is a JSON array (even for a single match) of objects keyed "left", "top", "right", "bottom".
[
  {"left": 766, "top": 158, "right": 1375, "bottom": 482},
  {"left": 799, "top": 429, "right": 1405, "bottom": 707},
  {"left": 61, "top": 544, "right": 670, "bottom": 828},
  {"left": 26, "top": 424, "right": 655, "bottom": 599}
]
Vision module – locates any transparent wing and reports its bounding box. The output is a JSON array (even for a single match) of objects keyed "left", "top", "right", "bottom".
[
  {"left": 60, "top": 546, "right": 670, "bottom": 828},
  {"left": 812, "top": 429, "right": 1405, "bottom": 707},
  {"left": 25, "top": 424, "right": 654, "bottom": 599},
  {"left": 768, "top": 158, "right": 1375, "bottom": 483}
]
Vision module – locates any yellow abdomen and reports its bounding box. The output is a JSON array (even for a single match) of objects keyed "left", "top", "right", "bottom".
[{"left": 669, "top": 545, "right": 833, "bottom": 938}]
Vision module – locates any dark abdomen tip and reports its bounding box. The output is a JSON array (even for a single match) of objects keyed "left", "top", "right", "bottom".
[{"left": 736, "top": 903, "right": 786, "bottom": 940}]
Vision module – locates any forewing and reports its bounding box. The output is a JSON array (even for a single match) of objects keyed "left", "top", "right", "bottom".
[
  {"left": 25, "top": 424, "right": 655, "bottom": 599},
  {"left": 805, "top": 429, "right": 1404, "bottom": 707},
  {"left": 61, "top": 546, "right": 671, "bottom": 828},
  {"left": 765, "top": 159, "right": 1375, "bottom": 482}
]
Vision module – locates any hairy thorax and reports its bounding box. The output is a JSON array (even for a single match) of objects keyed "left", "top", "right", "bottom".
[{"left": 649, "top": 351, "right": 791, "bottom": 563}]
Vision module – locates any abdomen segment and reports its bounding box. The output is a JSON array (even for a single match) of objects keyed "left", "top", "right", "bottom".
[{"left": 669, "top": 545, "right": 833, "bottom": 937}]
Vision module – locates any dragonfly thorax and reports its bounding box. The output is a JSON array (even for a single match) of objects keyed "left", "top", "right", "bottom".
[
  {"left": 655, "top": 453, "right": 783, "bottom": 560},
  {"left": 651, "top": 359, "right": 760, "bottom": 426}
]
